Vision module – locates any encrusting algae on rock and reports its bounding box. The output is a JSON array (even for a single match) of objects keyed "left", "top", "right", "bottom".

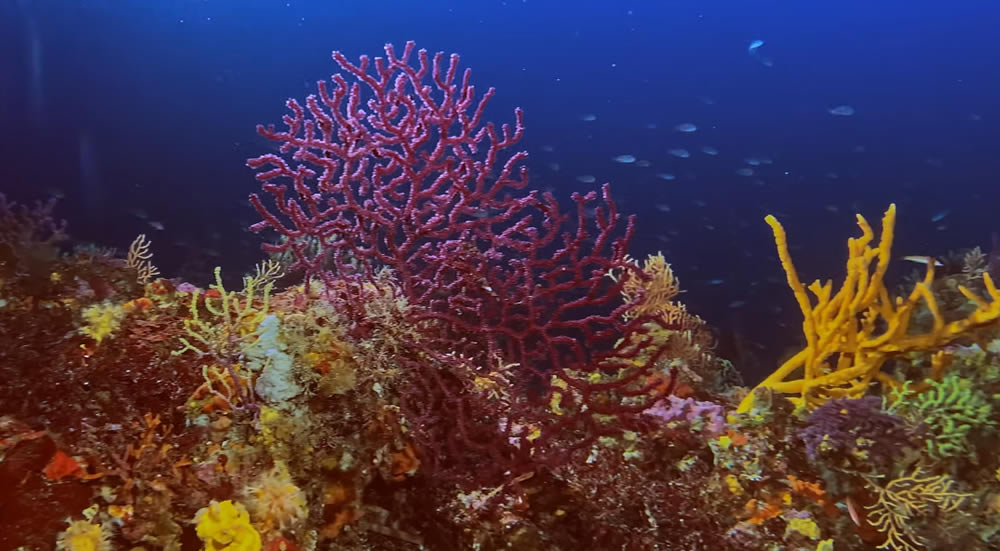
[{"left": 5, "top": 43, "right": 1000, "bottom": 551}]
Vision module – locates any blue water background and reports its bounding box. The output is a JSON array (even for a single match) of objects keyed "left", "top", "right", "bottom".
[{"left": 2, "top": 1, "right": 998, "bottom": 381}]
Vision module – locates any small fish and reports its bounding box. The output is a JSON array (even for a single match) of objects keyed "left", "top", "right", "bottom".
[
  {"left": 846, "top": 496, "right": 863, "bottom": 528},
  {"left": 902, "top": 255, "right": 944, "bottom": 267},
  {"left": 576, "top": 175, "right": 597, "bottom": 183},
  {"left": 546, "top": 162, "right": 560, "bottom": 171},
  {"left": 701, "top": 146, "right": 719, "bottom": 156},
  {"left": 674, "top": 123, "right": 697, "bottom": 133},
  {"left": 735, "top": 168, "right": 754, "bottom": 176},
  {"left": 828, "top": 105, "right": 855, "bottom": 116},
  {"left": 541, "top": 145, "right": 555, "bottom": 152},
  {"left": 655, "top": 204, "right": 671, "bottom": 213},
  {"left": 149, "top": 221, "right": 165, "bottom": 231},
  {"left": 613, "top": 154, "right": 637, "bottom": 164},
  {"left": 656, "top": 173, "right": 676, "bottom": 181},
  {"left": 579, "top": 114, "right": 597, "bottom": 122},
  {"left": 668, "top": 148, "right": 690, "bottom": 159},
  {"left": 748, "top": 39, "right": 765, "bottom": 54},
  {"left": 728, "top": 300, "right": 746, "bottom": 308},
  {"left": 636, "top": 159, "right": 652, "bottom": 167},
  {"left": 709, "top": 279, "right": 725, "bottom": 285},
  {"left": 930, "top": 209, "right": 950, "bottom": 222},
  {"left": 744, "top": 158, "right": 761, "bottom": 166}
]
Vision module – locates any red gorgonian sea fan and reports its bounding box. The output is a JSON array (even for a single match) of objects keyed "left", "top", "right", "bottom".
[{"left": 247, "top": 42, "right": 677, "bottom": 482}]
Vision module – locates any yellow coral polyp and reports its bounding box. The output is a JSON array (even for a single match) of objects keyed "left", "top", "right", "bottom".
[
  {"left": 244, "top": 463, "right": 308, "bottom": 533},
  {"left": 193, "top": 500, "right": 261, "bottom": 551},
  {"left": 739, "top": 204, "right": 1000, "bottom": 411},
  {"left": 56, "top": 520, "right": 109, "bottom": 551}
]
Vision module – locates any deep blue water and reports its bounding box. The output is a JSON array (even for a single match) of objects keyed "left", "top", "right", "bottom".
[{"left": 2, "top": 1, "right": 998, "bottom": 382}]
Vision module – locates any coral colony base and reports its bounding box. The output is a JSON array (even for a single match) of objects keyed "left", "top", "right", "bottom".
[{"left": 2, "top": 42, "right": 1000, "bottom": 551}]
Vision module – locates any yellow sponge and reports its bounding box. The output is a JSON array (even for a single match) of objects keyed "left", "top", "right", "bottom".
[{"left": 193, "top": 500, "right": 261, "bottom": 551}]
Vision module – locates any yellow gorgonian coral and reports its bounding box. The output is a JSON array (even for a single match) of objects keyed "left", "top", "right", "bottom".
[
  {"left": 867, "top": 470, "right": 970, "bottom": 551},
  {"left": 611, "top": 252, "right": 702, "bottom": 329},
  {"left": 619, "top": 253, "right": 680, "bottom": 314}
]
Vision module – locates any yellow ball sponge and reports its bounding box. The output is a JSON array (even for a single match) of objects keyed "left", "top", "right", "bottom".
[{"left": 193, "top": 500, "right": 262, "bottom": 551}]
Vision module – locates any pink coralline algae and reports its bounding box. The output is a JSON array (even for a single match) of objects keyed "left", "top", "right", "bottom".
[
  {"left": 643, "top": 395, "right": 727, "bottom": 436},
  {"left": 247, "top": 42, "right": 678, "bottom": 481}
]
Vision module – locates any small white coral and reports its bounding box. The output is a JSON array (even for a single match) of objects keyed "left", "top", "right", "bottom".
[
  {"left": 245, "top": 315, "right": 301, "bottom": 402},
  {"left": 244, "top": 462, "right": 308, "bottom": 533}
]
